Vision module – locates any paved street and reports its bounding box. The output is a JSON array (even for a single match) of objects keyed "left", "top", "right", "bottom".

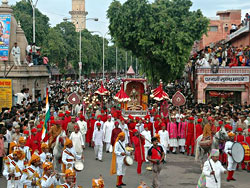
[{"left": 1, "top": 147, "right": 249, "bottom": 187}]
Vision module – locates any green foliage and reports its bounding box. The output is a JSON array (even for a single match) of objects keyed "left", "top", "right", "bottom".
[{"left": 107, "top": 0, "right": 209, "bottom": 83}]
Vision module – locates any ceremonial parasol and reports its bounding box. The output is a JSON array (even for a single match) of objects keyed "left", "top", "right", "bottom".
[
  {"left": 150, "top": 81, "right": 170, "bottom": 101},
  {"left": 94, "top": 82, "right": 109, "bottom": 96},
  {"left": 114, "top": 84, "right": 131, "bottom": 103},
  {"left": 94, "top": 82, "right": 109, "bottom": 108}
]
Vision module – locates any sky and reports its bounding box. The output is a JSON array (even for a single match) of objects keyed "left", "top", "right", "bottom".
[{"left": 6, "top": 0, "right": 250, "bottom": 37}]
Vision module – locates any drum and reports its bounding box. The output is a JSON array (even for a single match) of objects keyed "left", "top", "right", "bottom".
[
  {"left": 242, "top": 142, "right": 250, "bottom": 163},
  {"left": 231, "top": 142, "right": 245, "bottom": 163},
  {"left": 74, "top": 160, "right": 84, "bottom": 172},
  {"left": 124, "top": 156, "right": 133, "bottom": 166}
]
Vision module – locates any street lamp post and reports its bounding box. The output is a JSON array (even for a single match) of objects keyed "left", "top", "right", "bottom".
[
  {"left": 116, "top": 46, "right": 118, "bottom": 78},
  {"left": 90, "top": 31, "right": 109, "bottom": 81},
  {"left": 63, "top": 17, "right": 98, "bottom": 82},
  {"left": 29, "top": 0, "right": 38, "bottom": 43}
]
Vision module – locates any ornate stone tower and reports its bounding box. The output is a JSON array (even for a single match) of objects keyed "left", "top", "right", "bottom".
[{"left": 69, "top": 0, "right": 88, "bottom": 32}]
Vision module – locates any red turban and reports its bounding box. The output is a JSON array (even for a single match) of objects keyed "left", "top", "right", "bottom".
[
  {"left": 31, "top": 128, "right": 37, "bottom": 133},
  {"left": 58, "top": 113, "right": 64, "bottom": 117},
  {"left": 37, "top": 124, "right": 42, "bottom": 129},
  {"left": 197, "top": 119, "right": 202, "bottom": 123},
  {"left": 237, "top": 127, "right": 243, "bottom": 132},
  {"left": 114, "top": 121, "right": 119, "bottom": 126},
  {"left": 133, "top": 129, "right": 138, "bottom": 134},
  {"left": 218, "top": 121, "right": 223, "bottom": 125},
  {"left": 65, "top": 111, "right": 70, "bottom": 115},
  {"left": 189, "top": 117, "right": 194, "bottom": 121},
  {"left": 96, "top": 122, "right": 101, "bottom": 127}
]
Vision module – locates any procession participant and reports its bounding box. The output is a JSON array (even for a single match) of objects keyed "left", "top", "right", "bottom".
[
  {"left": 178, "top": 116, "right": 187, "bottom": 154},
  {"left": 147, "top": 137, "right": 165, "bottom": 188},
  {"left": 110, "top": 132, "right": 130, "bottom": 188},
  {"left": 11, "top": 124, "right": 23, "bottom": 142},
  {"left": 57, "top": 113, "right": 67, "bottom": 132},
  {"left": 119, "top": 117, "right": 130, "bottom": 145},
  {"left": 36, "top": 124, "right": 43, "bottom": 153},
  {"left": 128, "top": 115, "right": 136, "bottom": 144},
  {"left": 103, "top": 115, "right": 114, "bottom": 153},
  {"left": 196, "top": 119, "right": 203, "bottom": 139},
  {"left": 167, "top": 117, "right": 178, "bottom": 154},
  {"left": 224, "top": 132, "right": 237, "bottom": 182},
  {"left": 26, "top": 128, "right": 39, "bottom": 155},
  {"left": 135, "top": 117, "right": 144, "bottom": 133},
  {"left": 132, "top": 129, "right": 145, "bottom": 174},
  {"left": 64, "top": 111, "right": 72, "bottom": 127},
  {"left": 59, "top": 169, "right": 81, "bottom": 187},
  {"left": 18, "top": 137, "right": 31, "bottom": 164},
  {"left": 67, "top": 116, "right": 76, "bottom": 137},
  {"left": 203, "top": 117, "right": 216, "bottom": 142},
  {"left": 141, "top": 124, "right": 152, "bottom": 162},
  {"left": 202, "top": 149, "right": 227, "bottom": 188},
  {"left": 185, "top": 117, "right": 195, "bottom": 156},
  {"left": 48, "top": 121, "right": 63, "bottom": 149},
  {"left": 154, "top": 115, "right": 161, "bottom": 134},
  {"left": 101, "top": 109, "right": 108, "bottom": 123},
  {"left": 86, "top": 113, "right": 96, "bottom": 147},
  {"left": 40, "top": 143, "right": 53, "bottom": 163},
  {"left": 246, "top": 128, "right": 250, "bottom": 172},
  {"left": 94, "top": 115, "right": 104, "bottom": 130},
  {"left": 69, "top": 125, "right": 84, "bottom": 156},
  {"left": 62, "top": 138, "right": 82, "bottom": 172},
  {"left": 92, "top": 123, "right": 104, "bottom": 162},
  {"left": 77, "top": 114, "right": 87, "bottom": 148},
  {"left": 111, "top": 121, "right": 122, "bottom": 146},
  {"left": 158, "top": 123, "right": 170, "bottom": 158},
  {"left": 235, "top": 128, "right": 245, "bottom": 170},
  {"left": 236, "top": 115, "right": 247, "bottom": 133},
  {"left": 41, "top": 162, "right": 61, "bottom": 187},
  {"left": 3, "top": 148, "right": 25, "bottom": 188},
  {"left": 20, "top": 153, "right": 43, "bottom": 188}
]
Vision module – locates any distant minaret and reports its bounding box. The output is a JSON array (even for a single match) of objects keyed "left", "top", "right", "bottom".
[{"left": 69, "top": 0, "right": 88, "bottom": 31}]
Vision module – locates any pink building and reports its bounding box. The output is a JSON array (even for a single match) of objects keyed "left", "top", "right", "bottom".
[
  {"left": 199, "top": 10, "right": 242, "bottom": 49},
  {"left": 196, "top": 67, "right": 250, "bottom": 105}
]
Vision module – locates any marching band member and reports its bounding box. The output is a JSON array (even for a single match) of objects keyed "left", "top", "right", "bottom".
[
  {"left": 3, "top": 148, "right": 25, "bottom": 188},
  {"left": 158, "top": 123, "right": 170, "bottom": 158},
  {"left": 132, "top": 129, "right": 145, "bottom": 174},
  {"left": 40, "top": 143, "right": 53, "bottom": 163},
  {"left": 202, "top": 149, "right": 227, "bottom": 188},
  {"left": 141, "top": 124, "right": 152, "bottom": 162},
  {"left": 110, "top": 132, "right": 130, "bottom": 188},
  {"left": 62, "top": 138, "right": 82, "bottom": 172},
  {"left": 69, "top": 125, "right": 85, "bottom": 156},
  {"left": 20, "top": 153, "right": 43, "bottom": 188},
  {"left": 18, "top": 137, "right": 31, "bottom": 165},
  {"left": 246, "top": 128, "right": 250, "bottom": 172},
  {"left": 224, "top": 132, "right": 237, "bottom": 182},
  {"left": 235, "top": 127, "right": 245, "bottom": 170},
  {"left": 92, "top": 123, "right": 104, "bottom": 161},
  {"left": 40, "top": 162, "right": 61, "bottom": 187},
  {"left": 59, "top": 169, "right": 81, "bottom": 188}
]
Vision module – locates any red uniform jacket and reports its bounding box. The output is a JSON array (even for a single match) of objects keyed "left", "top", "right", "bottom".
[
  {"left": 86, "top": 118, "right": 96, "bottom": 143},
  {"left": 154, "top": 121, "right": 161, "bottom": 133},
  {"left": 195, "top": 124, "right": 203, "bottom": 139},
  {"left": 246, "top": 136, "right": 250, "bottom": 145},
  {"left": 132, "top": 135, "right": 145, "bottom": 163},
  {"left": 235, "top": 134, "right": 244, "bottom": 143},
  {"left": 26, "top": 135, "right": 39, "bottom": 154}
]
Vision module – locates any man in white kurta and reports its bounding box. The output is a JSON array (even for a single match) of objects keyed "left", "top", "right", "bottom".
[
  {"left": 203, "top": 149, "right": 227, "bottom": 188},
  {"left": 3, "top": 151, "right": 25, "bottom": 188},
  {"left": 103, "top": 116, "right": 114, "bottom": 152},
  {"left": 92, "top": 123, "right": 104, "bottom": 161},
  {"left": 94, "top": 115, "right": 104, "bottom": 130},
  {"left": 69, "top": 125, "right": 84, "bottom": 156},
  {"left": 11, "top": 42, "right": 21, "bottom": 66},
  {"left": 158, "top": 124, "right": 170, "bottom": 159},
  {"left": 119, "top": 119, "right": 130, "bottom": 145},
  {"left": 224, "top": 132, "right": 237, "bottom": 181},
  {"left": 141, "top": 124, "right": 152, "bottom": 162},
  {"left": 77, "top": 115, "right": 87, "bottom": 148}
]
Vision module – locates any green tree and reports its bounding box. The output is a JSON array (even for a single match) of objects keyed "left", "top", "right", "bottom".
[
  {"left": 107, "top": 0, "right": 209, "bottom": 83},
  {"left": 12, "top": 0, "right": 50, "bottom": 45}
]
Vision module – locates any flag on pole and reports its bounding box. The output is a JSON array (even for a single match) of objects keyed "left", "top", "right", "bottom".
[{"left": 42, "top": 88, "right": 50, "bottom": 140}]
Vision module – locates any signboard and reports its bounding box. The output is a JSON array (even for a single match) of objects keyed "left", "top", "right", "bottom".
[
  {"left": 0, "top": 79, "right": 12, "bottom": 111},
  {"left": 0, "top": 14, "right": 11, "bottom": 61},
  {"left": 204, "top": 76, "right": 249, "bottom": 83}
]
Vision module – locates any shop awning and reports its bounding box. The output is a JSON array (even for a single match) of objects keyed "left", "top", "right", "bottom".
[{"left": 205, "top": 85, "right": 245, "bottom": 91}]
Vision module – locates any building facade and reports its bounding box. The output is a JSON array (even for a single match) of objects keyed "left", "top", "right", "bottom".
[
  {"left": 196, "top": 67, "right": 250, "bottom": 105},
  {"left": 199, "top": 10, "right": 241, "bottom": 49},
  {"left": 69, "top": 0, "right": 87, "bottom": 32}
]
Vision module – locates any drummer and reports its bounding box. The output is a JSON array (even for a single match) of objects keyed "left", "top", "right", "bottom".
[
  {"left": 110, "top": 132, "right": 130, "bottom": 188},
  {"left": 224, "top": 132, "right": 237, "bottom": 182},
  {"left": 62, "top": 138, "right": 83, "bottom": 173}
]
